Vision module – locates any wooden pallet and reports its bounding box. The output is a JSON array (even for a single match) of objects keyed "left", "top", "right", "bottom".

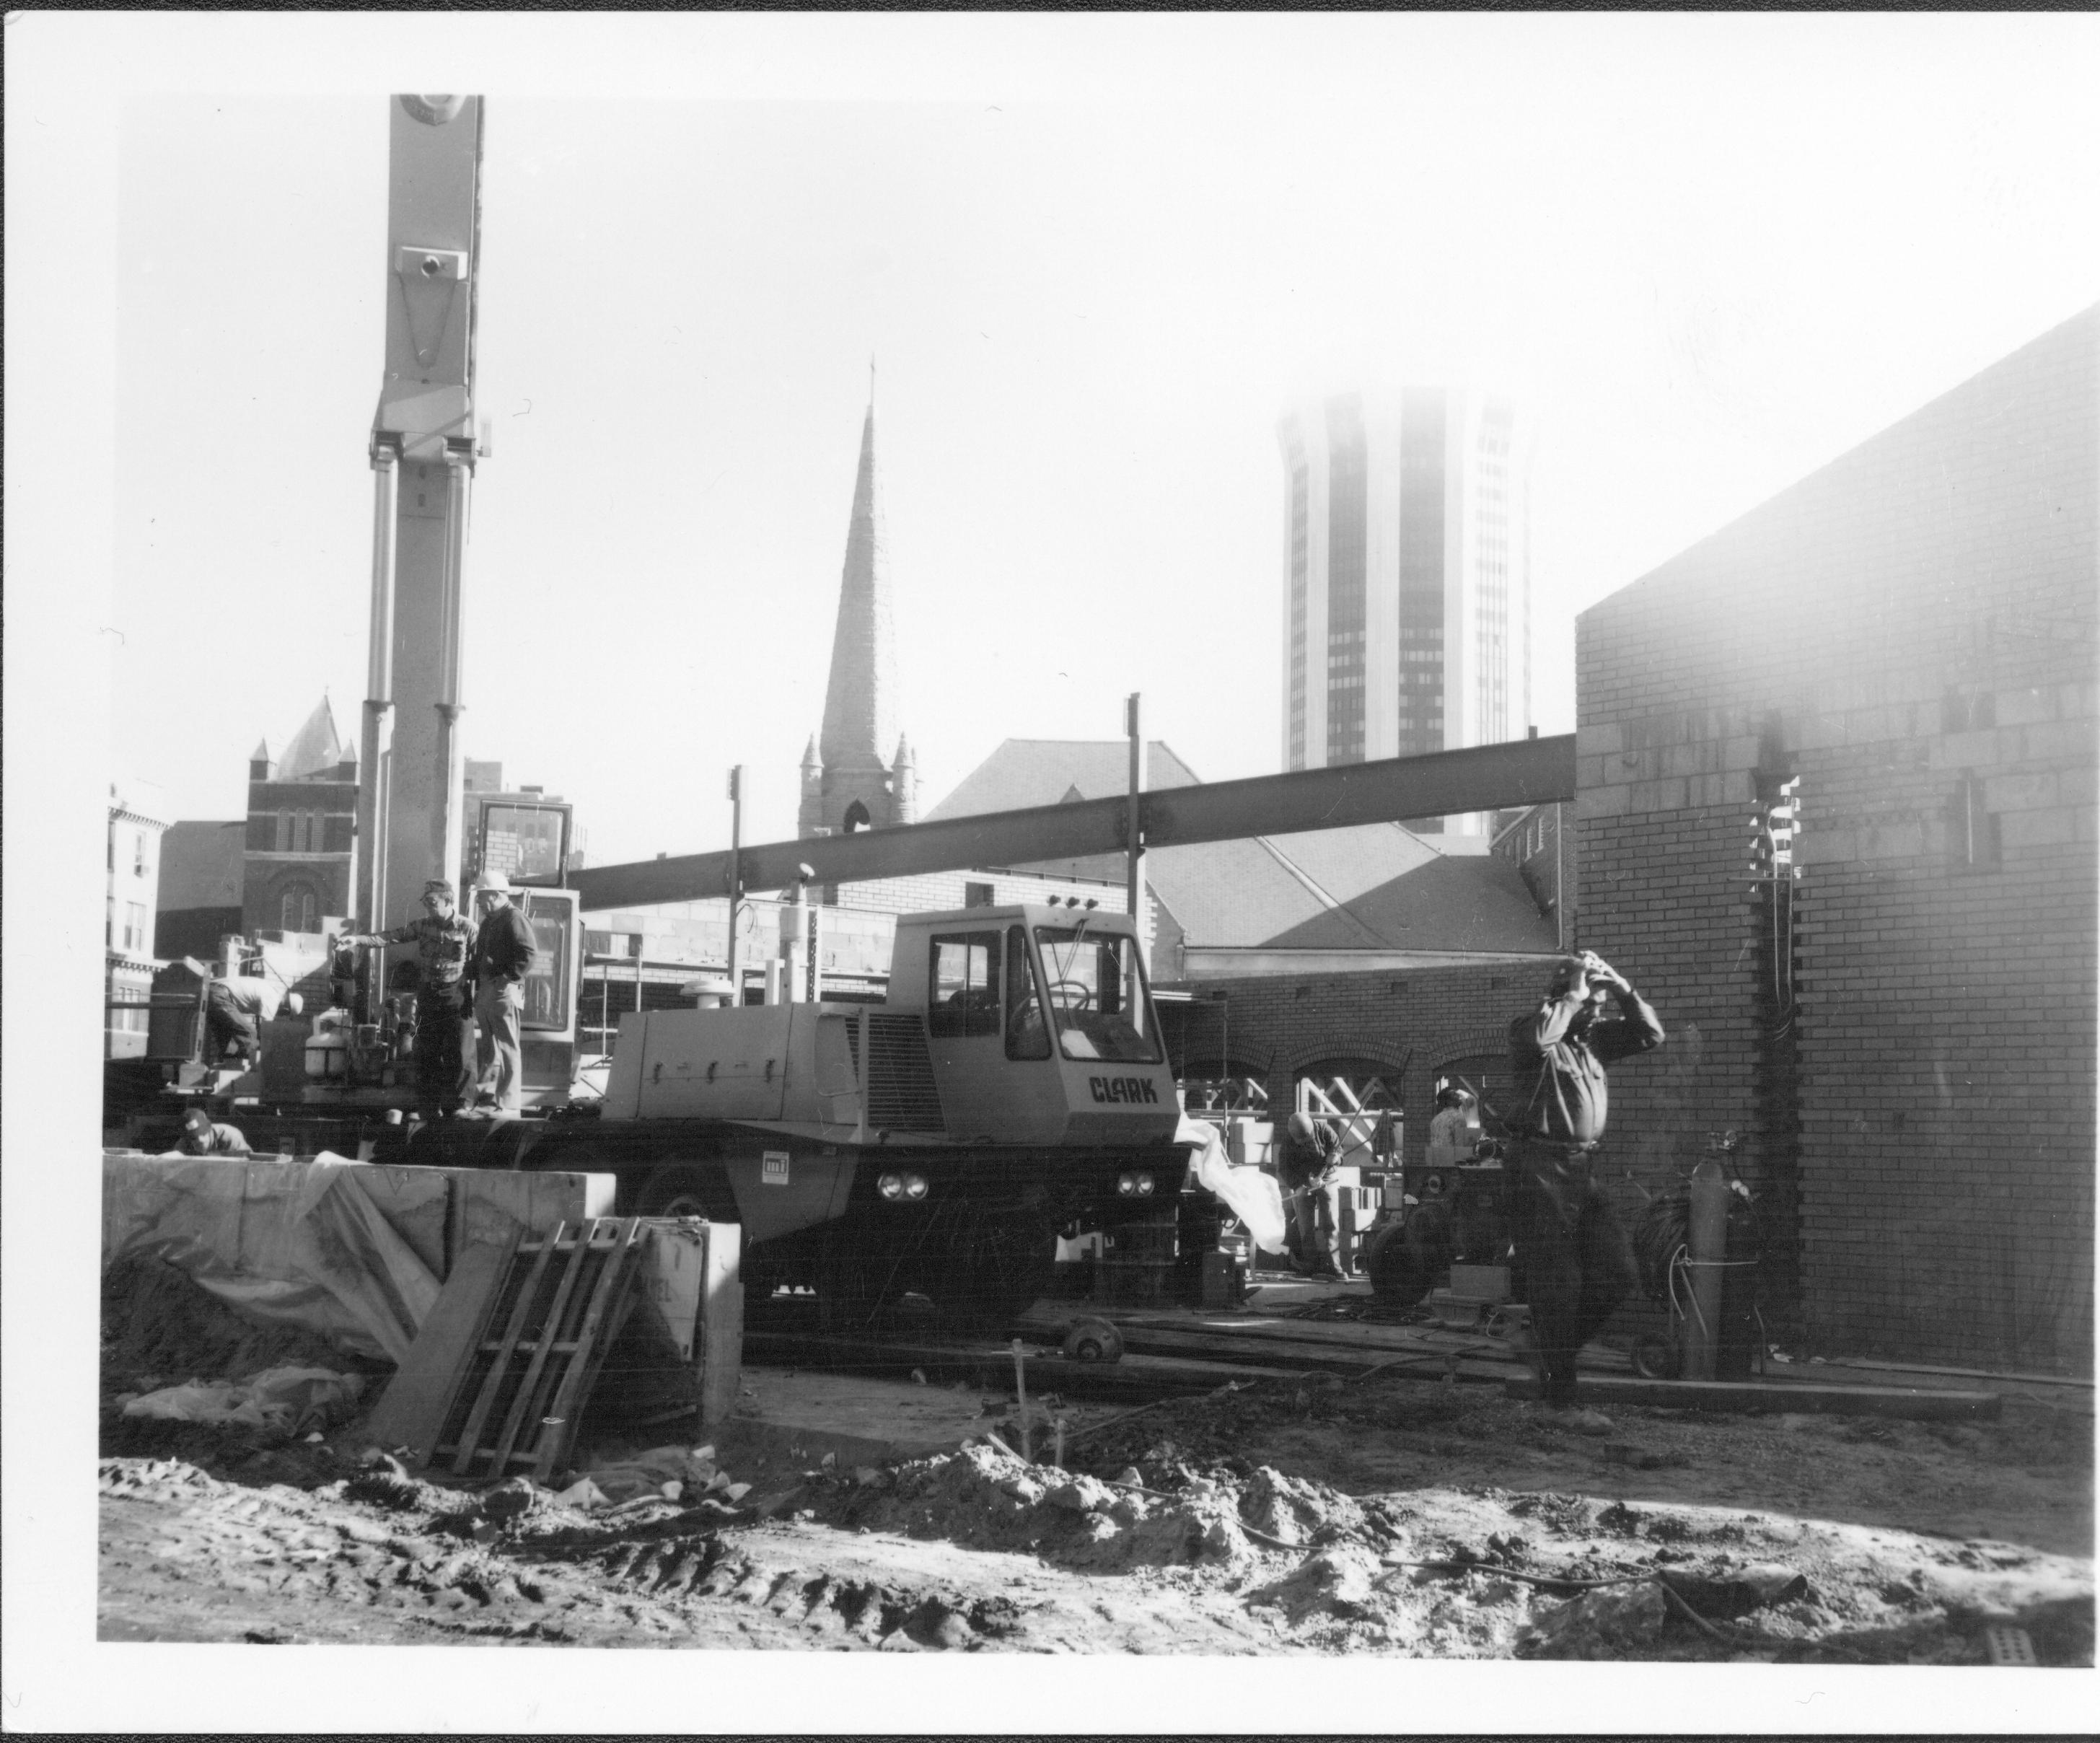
[{"left": 434, "top": 1217, "right": 648, "bottom": 1481}]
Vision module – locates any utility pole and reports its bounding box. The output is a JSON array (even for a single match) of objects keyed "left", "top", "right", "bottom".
[
  {"left": 1125, "top": 693, "right": 1147, "bottom": 944},
  {"left": 725, "top": 765, "right": 744, "bottom": 1006}
]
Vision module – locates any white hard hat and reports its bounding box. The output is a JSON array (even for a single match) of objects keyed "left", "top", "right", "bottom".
[{"left": 473, "top": 869, "right": 510, "bottom": 893}]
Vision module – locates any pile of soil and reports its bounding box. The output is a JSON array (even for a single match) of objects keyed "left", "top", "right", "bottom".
[
  {"left": 100, "top": 1255, "right": 384, "bottom": 1475},
  {"left": 102, "top": 1254, "right": 365, "bottom": 1388}
]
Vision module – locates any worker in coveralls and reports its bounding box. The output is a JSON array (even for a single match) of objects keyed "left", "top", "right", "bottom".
[
  {"left": 336, "top": 879, "right": 477, "bottom": 1120},
  {"left": 1508, "top": 949, "right": 1664, "bottom": 1434},
  {"left": 203, "top": 970, "right": 299, "bottom": 1070},
  {"left": 1278, "top": 1111, "right": 1344, "bottom": 1278},
  {"left": 465, "top": 869, "right": 537, "bottom": 1117}
]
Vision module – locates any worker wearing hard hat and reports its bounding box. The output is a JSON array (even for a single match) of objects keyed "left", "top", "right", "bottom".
[
  {"left": 1278, "top": 1111, "right": 1344, "bottom": 1279},
  {"left": 335, "top": 879, "right": 478, "bottom": 1121},
  {"left": 465, "top": 869, "right": 538, "bottom": 1117}
]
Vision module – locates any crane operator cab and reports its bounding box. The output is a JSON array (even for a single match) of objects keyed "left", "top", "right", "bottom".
[{"left": 890, "top": 903, "right": 1179, "bottom": 1148}]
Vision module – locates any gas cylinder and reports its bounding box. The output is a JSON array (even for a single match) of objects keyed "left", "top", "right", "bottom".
[{"left": 1683, "top": 1159, "right": 1731, "bottom": 1381}]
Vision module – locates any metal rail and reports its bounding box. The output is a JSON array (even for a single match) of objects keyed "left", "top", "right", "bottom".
[{"left": 574, "top": 734, "right": 1576, "bottom": 908}]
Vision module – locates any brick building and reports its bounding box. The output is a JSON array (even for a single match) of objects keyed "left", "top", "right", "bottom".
[
  {"left": 1574, "top": 304, "right": 2096, "bottom": 1372},
  {"left": 241, "top": 696, "right": 358, "bottom": 938}
]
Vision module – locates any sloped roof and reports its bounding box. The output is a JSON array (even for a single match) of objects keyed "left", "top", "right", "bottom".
[
  {"left": 923, "top": 739, "right": 1203, "bottom": 821},
  {"left": 1258, "top": 849, "right": 1558, "bottom": 952},
  {"left": 923, "top": 738, "right": 1553, "bottom": 955},
  {"left": 278, "top": 695, "right": 347, "bottom": 781}
]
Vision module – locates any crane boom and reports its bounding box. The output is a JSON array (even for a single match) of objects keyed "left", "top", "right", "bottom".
[{"left": 356, "top": 94, "right": 486, "bottom": 937}]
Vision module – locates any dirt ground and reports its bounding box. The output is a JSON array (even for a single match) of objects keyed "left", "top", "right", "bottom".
[{"left": 98, "top": 1257, "right": 2094, "bottom": 1661}]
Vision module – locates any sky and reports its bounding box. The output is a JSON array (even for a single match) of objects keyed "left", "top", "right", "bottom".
[
  {"left": 66, "top": 13, "right": 2100, "bottom": 869},
  {"left": 6, "top": 16, "right": 2100, "bottom": 1731}
]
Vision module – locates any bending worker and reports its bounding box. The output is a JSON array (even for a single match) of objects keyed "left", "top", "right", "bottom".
[
  {"left": 203, "top": 968, "right": 299, "bottom": 1071},
  {"left": 1507, "top": 949, "right": 1664, "bottom": 1434},
  {"left": 1278, "top": 1110, "right": 1344, "bottom": 1279},
  {"left": 466, "top": 869, "right": 537, "bottom": 1117},
  {"left": 335, "top": 879, "right": 478, "bottom": 1122}
]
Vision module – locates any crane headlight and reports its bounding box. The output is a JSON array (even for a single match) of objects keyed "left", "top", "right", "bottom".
[
  {"left": 903, "top": 1173, "right": 929, "bottom": 1201},
  {"left": 1134, "top": 1173, "right": 1156, "bottom": 1196},
  {"left": 1116, "top": 1173, "right": 1137, "bottom": 1196},
  {"left": 878, "top": 1172, "right": 905, "bottom": 1201}
]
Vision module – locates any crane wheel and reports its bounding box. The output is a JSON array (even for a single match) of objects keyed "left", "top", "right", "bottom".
[
  {"left": 1631, "top": 1332, "right": 1679, "bottom": 1380},
  {"left": 1060, "top": 1317, "right": 1124, "bottom": 1364}
]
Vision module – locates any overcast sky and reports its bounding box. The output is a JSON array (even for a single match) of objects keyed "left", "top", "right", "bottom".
[{"left": 54, "top": 13, "right": 2100, "bottom": 869}]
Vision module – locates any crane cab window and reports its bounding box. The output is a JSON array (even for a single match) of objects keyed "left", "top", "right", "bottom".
[
  {"left": 1005, "top": 926, "right": 1051, "bottom": 1060},
  {"left": 1034, "top": 925, "right": 1161, "bottom": 1063},
  {"left": 928, "top": 932, "right": 1001, "bottom": 1038}
]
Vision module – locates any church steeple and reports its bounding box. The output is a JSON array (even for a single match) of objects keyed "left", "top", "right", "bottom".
[
  {"left": 817, "top": 395, "right": 898, "bottom": 773},
  {"left": 801, "top": 392, "right": 907, "bottom": 838}
]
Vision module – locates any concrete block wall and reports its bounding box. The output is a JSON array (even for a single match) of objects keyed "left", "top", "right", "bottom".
[
  {"left": 1576, "top": 305, "right": 2097, "bottom": 1371},
  {"left": 595, "top": 866, "right": 1139, "bottom": 992}
]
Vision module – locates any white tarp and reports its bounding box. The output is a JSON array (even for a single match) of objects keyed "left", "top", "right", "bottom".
[{"left": 1178, "top": 1115, "right": 1288, "bottom": 1254}]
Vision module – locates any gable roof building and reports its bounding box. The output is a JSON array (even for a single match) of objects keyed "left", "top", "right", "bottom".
[{"left": 923, "top": 737, "right": 1560, "bottom": 979}]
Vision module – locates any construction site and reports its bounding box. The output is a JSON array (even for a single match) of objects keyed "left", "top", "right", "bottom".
[{"left": 43, "top": 69, "right": 2098, "bottom": 1721}]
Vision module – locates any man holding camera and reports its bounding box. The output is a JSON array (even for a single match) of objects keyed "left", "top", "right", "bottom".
[{"left": 1507, "top": 949, "right": 1664, "bottom": 1434}]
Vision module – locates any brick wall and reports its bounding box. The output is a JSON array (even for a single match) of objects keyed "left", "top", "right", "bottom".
[{"left": 1576, "top": 306, "right": 2097, "bottom": 1371}]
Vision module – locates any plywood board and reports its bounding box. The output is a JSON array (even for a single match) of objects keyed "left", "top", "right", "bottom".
[{"left": 363, "top": 1237, "right": 517, "bottom": 1462}]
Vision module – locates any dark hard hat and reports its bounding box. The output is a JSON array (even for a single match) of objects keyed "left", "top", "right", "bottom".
[{"left": 182, "top": 1107, "right": 212, "bottom": 1135}]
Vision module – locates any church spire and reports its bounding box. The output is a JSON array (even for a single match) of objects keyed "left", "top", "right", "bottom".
[
  {"left": 800, "top": 392, "right": 908, "bottom": 839},
  {"left": 816, "top": 394, "right": 898, "bottom": 774}
]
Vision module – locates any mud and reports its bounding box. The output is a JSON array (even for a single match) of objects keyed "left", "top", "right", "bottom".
[{"left": 95, "top": 1260, "right": 2094, "bottom": 1659}]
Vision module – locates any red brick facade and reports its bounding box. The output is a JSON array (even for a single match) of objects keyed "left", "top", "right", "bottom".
[{"left": 1575, "top": 307, "right": 2097, "bottom": 1372}]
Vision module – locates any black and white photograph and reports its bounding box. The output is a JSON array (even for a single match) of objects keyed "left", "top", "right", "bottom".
[{"left": 5, "top": 11, "right": 2095, "bottom": 1733}]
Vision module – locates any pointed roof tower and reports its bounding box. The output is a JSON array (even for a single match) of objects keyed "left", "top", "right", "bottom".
[
  {"left": 817, "top": 393, "right": 899, "bottom": 775},
  {"left": 278, "top": 695, "right": 346, "bottom": 781}
]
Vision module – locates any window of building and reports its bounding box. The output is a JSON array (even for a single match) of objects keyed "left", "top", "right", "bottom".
[
  {"left": 280, "top": 884, "right": 319, "bottom": 934},
  {"left": 123, "top": 902, "right": 147, "bottom": 952},
  {"left": 964, "top": 881, "right": 996, "bottom": 908},
  {"left": 133, "top": 833, "right": 147, "bottom": 877},
  {"left": 275, "top": 811, "right": 292, "bottom": 853}
]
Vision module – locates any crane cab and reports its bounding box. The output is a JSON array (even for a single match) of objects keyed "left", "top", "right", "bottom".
[{"left": 887, "top": 903, "right": 1179, "bottom": 1147}]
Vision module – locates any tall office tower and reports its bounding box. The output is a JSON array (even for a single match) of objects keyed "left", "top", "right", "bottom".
[{"left": 1277, "top": 387, "right": 1532, "bottom": 825}]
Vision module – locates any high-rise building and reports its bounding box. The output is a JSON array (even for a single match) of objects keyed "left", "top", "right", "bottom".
[{"left": 1278, "top": 387, "right": 1532, "bottom": 818}]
